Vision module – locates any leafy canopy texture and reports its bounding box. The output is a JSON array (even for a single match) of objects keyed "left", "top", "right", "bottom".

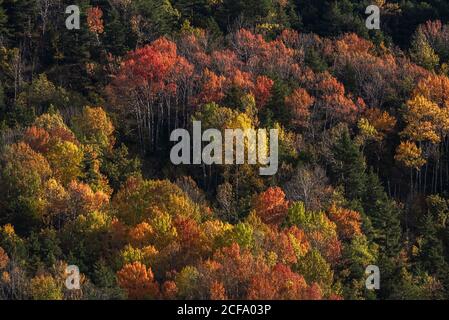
[{"left": 2, "top": 0, "right": 449, "bottom": 300}]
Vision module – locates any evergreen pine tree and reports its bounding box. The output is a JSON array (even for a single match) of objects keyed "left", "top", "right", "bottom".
[
  {"left": 363, "top": 171, "right": 402, "bottom": 257},
  {"left": 363, "top": 170, "right": 404, "bottom": 299},
  {"left": 331, "top": 129, "right": 367, "bottom": 201}
]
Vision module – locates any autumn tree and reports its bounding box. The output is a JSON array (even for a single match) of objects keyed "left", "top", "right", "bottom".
[
  {"left": 0, "top": 142, "right": 51, "bottom": 232},
  {"left": 113, "top": 176, "right": 200, "bottom": 225},
  {"left": 46, "top": 140, "right": 83, "bottom": 186},
  {"left": 286, "top": 202, "right": 341, "bottom": 264},
  {"left": 108, "top": 38, "right": 194, "bottom": 151},
  {"left": 0, "top": 247, "right": 8, "bottom": 270},
  {"left": 74, "top": 106, "right": 115, "bottom": 154},
  {"left": 87, "top": 7, "right": 104, "bottom": 35},
  {"left": 411, "top": 29, "right": 440, "bottom": 71},
  {"left": 117, "top": 262, "right": 159, "bottom": 299},
  {"left": 327, "top": 205, "right": 362, "bottom": 240},
  {"left": 284, "top": 88, "right": 314, "bottom": 128},
  {"left": 30, "top": 274, "right": 63, "bottom": 300},
  {"left": 253, "top": 187, "right": 289, "bottom": 225},
  {"left": 395, "top": 141, "right": 426, "bottom": 170},
  {"left": 248, "top": 263, "right": 321, "bottom": 300},
  {"left": 254, "top": 76, "right": 274, "bottom": 108}
]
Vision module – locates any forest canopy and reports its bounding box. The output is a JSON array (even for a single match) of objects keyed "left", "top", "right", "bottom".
[{"left": 1, "top": 0, "right": 449, "bottom": 300}]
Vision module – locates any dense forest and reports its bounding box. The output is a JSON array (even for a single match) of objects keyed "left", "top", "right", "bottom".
[{"left": 2, "top": 0, "right": 449, "bottom": 300}]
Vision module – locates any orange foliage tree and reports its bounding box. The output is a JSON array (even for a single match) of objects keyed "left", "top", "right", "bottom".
[
  {"left": 327, "top": 205, "right": 362, "bottom": 240},
  {"left": 117, "top": 262, "right": 160, "bottom": 299},
  {"left": 285, "top": 88, "right": 315, "bottom": 127},
  {"left": 253, "top": 187, "right": 289, "bottom": 225},
  {"left": 87, "top": 7, "right": 104, "bottom": 35}
]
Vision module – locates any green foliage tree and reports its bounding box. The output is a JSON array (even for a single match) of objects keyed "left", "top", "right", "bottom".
[
  {"left": 410, "top": 29, "right": 440, "bottom": 71},
  {"left": 331, "top": 129, "right": 367, "bottom": 201}
]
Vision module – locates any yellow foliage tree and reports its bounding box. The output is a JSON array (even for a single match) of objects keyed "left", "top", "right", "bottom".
[
  {"left": 30, "top": 275, "right": 63, "bottom": 300},
  {"left": 46, "top": 141, "right": 84, "bottom": 185},
  {"left": 395, "top": 141, "right": 426, "bottom": 170},
  {"left": 74, "top": 106, "right": 115, "bottom": 153},
  {"left": 402, "top": 95, "right": 441, "bottom": 144}
]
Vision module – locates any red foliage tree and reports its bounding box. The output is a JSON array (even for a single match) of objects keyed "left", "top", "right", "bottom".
[
  {"left": 248, "top": 264, "right": 322, "bottom": 300},
  {"left": 285, "top": 88, "right": 315, "bottom": 127},
  {"left": 254, "top": 76, "right": 274, "bottom": 108},
  {"left": 253, "top": 187, "right": 289, "bottom": 225},
  {"left": 109, "top": 38, "right": 194, "bottom": 149},
  {"left": 194, "top": 69, "right": 226, "bottom": 105}
]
